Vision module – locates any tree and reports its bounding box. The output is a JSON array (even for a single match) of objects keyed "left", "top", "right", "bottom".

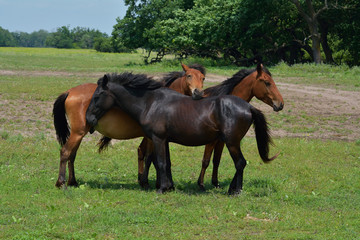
[
  {"left": 46, "top": 26, "right": 73, "bottom": 48},
  {"left": 0, "top": 27, "right": 16, "bottom": 47}
]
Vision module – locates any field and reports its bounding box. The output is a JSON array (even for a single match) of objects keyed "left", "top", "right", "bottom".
[{"left": 0, "top": 48, "right": 359, "bottom": 239}]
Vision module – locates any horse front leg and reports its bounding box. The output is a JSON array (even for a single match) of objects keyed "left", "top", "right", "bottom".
[
  {"left": 197, "top": 141, "right": 217, "bottom": 191},
  {"left": 211, "top": 141, "right": 225, "bottom": 188},
  {"left": 152, "top": 137, "right": 173, "bottom": 193},
  {"left": 226, "top": 145, "right": 247, "bottom": 195}
]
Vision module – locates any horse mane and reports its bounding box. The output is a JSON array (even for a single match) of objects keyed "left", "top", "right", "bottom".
[
  {"left": 162, "top": 64, "right": 206, "bottom": 87},
  {"left": 103, "top": 72, "right": 164, "bottom": 89},
  {"left": 204, "top": 67, "right": 271, "bottom": 97}
]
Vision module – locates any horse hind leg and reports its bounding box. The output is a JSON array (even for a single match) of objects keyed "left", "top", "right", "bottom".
[
  {"left": 137, "top": 138, "right": 148, "bottom": 182},
  {"left": 197, "top": 141, "right": 217, "bottom": 191},
  {"left": 226, "top": 145, "right": 247, "bottom": 195},
  {"left": 55, "top": 132, "right": 85, "bottom": 187}
]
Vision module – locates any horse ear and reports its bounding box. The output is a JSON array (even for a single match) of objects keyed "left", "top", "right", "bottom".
[
  {"left": 256, "top": 62, "right": 263, "bottom": 75},
  {"left": 182, "top": 63, "right": 190, "bottom": 72},
  {"left": 102, "top": 74, "right": 109, "bottom": 87}
]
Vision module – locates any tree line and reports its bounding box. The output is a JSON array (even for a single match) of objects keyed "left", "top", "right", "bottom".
[
  {"left": 1, "top": 0, "right": 359, "bottom": 66},
  {"left": 0, "top": 26, "right": 112, "bottom": 52},
  {"left": 112, "top": 0, "right": 360, "bottom": 66}
]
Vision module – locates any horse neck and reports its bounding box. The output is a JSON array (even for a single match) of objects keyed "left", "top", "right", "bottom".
[
  {"left": 168, "top": 77, "right": 188, "bottom": 95},
  {"left": 230, "top": 74, "right": 255, "bottom": 103},
  {"left": 110, "top": 84, "right": 152, "bottom": 118}
]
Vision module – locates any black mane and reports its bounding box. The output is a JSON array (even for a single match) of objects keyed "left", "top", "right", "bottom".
[
  {"left": 100, "top": 72, "right": 164, "bottom": 90},
  {"left": 162, "top": 64, "right": 206, "bottom": 87},
  {"left": 204, "top": 67, "right": 271, "bottom": 97}
]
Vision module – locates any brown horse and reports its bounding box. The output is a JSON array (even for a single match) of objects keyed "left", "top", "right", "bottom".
[
  {"left": 197, "top": 63, "right": 284, "bottom": 190},
  {"left": 53, "top": 64, "right": 205, "bottom": 187}
]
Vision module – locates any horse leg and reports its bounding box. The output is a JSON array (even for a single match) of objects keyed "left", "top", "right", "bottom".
[
  {"left": 152, "top": 136, "right": 173, "bottom": 193},
  {"left": 139, "top": 139, "right": 155, "bottom": 189},
  {"left": 226, "top": 145, "right": 247, "bottom": 195},
  {"left": 165, "top": 142, "right": 174, "bottom": 190},
  {"left": 197, "top": 141, "right": 217, "bottom": 191},
  {"left": 211, "top": 141, "right": 225, "bottom": 188},
  {"left": 137, "top": 137, "right": 147, "bottom": 182},
  {"left": 55, "top": 132, "right": 84, "bottom": 187}
]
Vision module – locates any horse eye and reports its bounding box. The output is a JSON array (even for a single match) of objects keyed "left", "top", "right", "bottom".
[
  {"left": 265, "top": 81, "right": 271, "bottom": 87},
  {"left": 187, "top": 75, "right": 192, "bottom": 78},
  {"left": 203, "top": 78, "right": 205, "bottom": 81}
]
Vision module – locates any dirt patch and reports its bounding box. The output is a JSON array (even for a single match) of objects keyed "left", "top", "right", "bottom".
[{"left": 1, "top": 70, "right": 359, "bottom": 142}]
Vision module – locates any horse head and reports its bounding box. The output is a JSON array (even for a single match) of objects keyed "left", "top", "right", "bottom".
[
  {"left": 252, "top": 63, "right": 284, "bottom": 112},
  {"left": 182, "top": 63, "right": 205, "bottom": 100},
  {"left": 86, "top": 74, "right": 115, "bottom": 127}
]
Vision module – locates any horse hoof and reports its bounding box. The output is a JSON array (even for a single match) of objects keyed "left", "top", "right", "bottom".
[
  {"left": 212, "top": 181, "right": 220, "bottom": 188},
  {"left": 156, "top": 188, "right": 166, "bottom": 194},
  {"left": 198, "top": 184, "right": 206, "bottom": 192},
  {"left": 55, "top": 180, "right": 65, "bottom": 188},
  {"left": 140, "top": 181, "right": 150, "bottom": 190},
  {"left": 228, "top": 188, "right": 242, "bottom": 196},
  {"left": 67, "top": 180, "right": 78, "bottom": 187}
]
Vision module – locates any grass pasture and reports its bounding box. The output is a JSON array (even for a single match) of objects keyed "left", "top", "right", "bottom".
[{"left": 0, "top": 48, "right": 359, "bottom": 239}]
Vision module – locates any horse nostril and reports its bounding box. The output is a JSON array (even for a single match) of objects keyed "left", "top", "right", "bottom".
[
  {"left": 273, "top": 102, "right": 284, "bottom": 112},
  {"left": 279, "top": 102, "right": 284, "bottom": 110}
]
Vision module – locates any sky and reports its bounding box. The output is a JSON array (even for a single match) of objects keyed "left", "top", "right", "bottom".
[{"left": 0, "top": 0, "right": 127, "bottom": 35}]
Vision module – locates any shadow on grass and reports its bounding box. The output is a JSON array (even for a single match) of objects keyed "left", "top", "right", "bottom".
[
  {"left": 77, "top": 178, "right": 142, "bottom": 191},
  {"left": 76, "top": 176, "right": 278, "bottom": 196}
]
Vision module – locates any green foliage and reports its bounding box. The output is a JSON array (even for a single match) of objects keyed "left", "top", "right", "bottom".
[
  {"left": 112, "top": 0, "right": 360, "bottom": 66},
  {"left": 0, "top": 27, "right": 16, "bottom": 47},
  {"left": 11, "top": 30, "right": 49, "bottom": 47},
  {"left": 45, "top": 26, "right": 107, "bottom": 49}
]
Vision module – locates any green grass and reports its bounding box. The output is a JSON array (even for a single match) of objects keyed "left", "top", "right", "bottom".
[
  {"left": 0, "top": 136, "right": 359, "bottom": 239},
  {"left": 272, "top": 61, "right": 360, "bottom": 91},
  {"left": 1, "top": 47, "right": 360, "bottom": 92},
  {"left": 1, "top": 47, "right": 359, "bottom": 239}
]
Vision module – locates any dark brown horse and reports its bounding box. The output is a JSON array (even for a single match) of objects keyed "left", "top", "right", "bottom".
[
  {"left": 86, "top": 73, "right": 278, "bottom": 194},
  {"left": 53, "top": 64, "right": 205, "bottom": 187}
]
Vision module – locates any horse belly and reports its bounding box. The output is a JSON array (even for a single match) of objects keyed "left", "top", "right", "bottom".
[
  {"left": 168, "top": 126, "right": 219, "bottom": 146},
  {"left": 95, "top": 108, "right": 144, "bottom": 139}
]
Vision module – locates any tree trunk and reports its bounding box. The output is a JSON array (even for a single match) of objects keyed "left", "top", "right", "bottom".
[
  {"left": 319, "top": 21, "right": 335, "bottom": 64},
  {"left": 291, "top": 0, "right": 327, "bottom": 64}
]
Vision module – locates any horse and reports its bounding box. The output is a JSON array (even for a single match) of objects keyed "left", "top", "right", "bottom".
[
  {"left": 52, "top": 64, "right": 205, "bottom": 188},
  {"left": 86, "top": 72, "right": 278, "bottom": 194},
  {"left": 197, "top": 63, "right": 283, "bottom": 190},
  {"left": 138, "top": 63, "right": 284, "bottom": 190}
]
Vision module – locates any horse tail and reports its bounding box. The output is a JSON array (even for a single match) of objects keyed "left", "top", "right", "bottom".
[
  {"left": 97, "top": 136, "right": 112, "bottom": 153},
  {"left": 53, "top": 92, "right": 70, "bottom": 146},
  {"left": 250, "top": 107, "right": 278, "bottom": 163}
]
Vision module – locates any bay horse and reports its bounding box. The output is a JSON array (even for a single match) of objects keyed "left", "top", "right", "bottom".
[
  {"left": 138, "top": 63, "right": 284, "bottom": 190},
  {"left": 52, "top": 64, "right": 205, "bottom": 188},
  {"left": 86, "top": 72, "right": 278, "bottom": 194},
  {"left": 197, "top": 63, "right": 283, "bottom": 190}
]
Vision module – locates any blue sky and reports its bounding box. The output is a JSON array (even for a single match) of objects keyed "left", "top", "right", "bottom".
[{"left": 0, "top": 0, "right": 127, "bottom": 35}]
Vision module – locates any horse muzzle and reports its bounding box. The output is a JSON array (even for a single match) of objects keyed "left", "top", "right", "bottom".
[
  {"left": 192, "top": 89, "right": 204, "bottom": 100},
  {"left": 86, "top": 113, "right": 99, "bottom": 127},
  {"left": 273, "top": 102, "right": 284, "bottom": 112}
]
